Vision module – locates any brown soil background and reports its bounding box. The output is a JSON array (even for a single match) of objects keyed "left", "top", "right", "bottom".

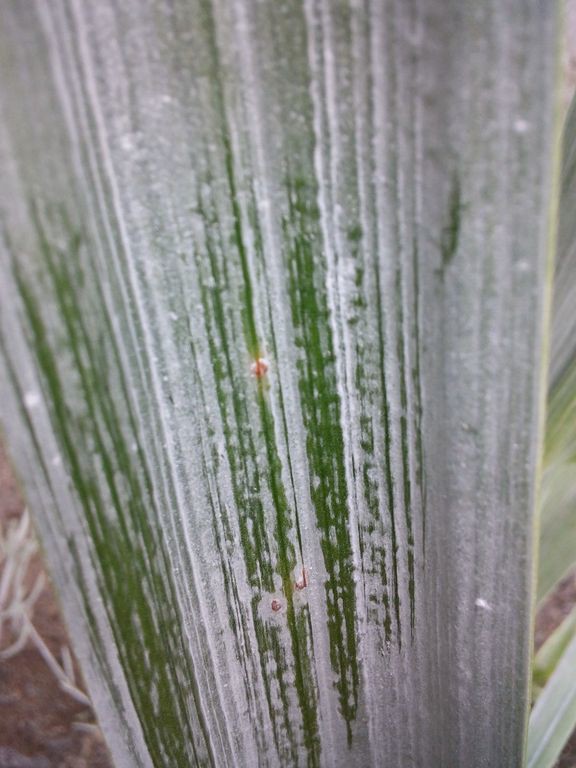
[{"left": 0, "top": 444, "right": 112, "bottom": 768}]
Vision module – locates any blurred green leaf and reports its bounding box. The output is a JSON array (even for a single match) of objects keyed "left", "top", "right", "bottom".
[
  {"left": 528, "top": 630, "right": 576, "bottom": 768},
  {"left": 539, "top": 98, "right": 576, "bottom": 602},
  {"left": 533, "top": 606, "right": 576, "bottom": 691}
]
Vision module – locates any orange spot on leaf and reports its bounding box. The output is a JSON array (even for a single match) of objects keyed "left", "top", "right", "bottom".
[
  {"left": 250, "top": 358, "right": 269, "bottom": 378},
  {"left": 294, "top": 568, "right": 308, "bottom": 591}
]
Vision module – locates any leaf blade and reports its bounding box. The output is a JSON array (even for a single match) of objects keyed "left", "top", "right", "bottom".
[
  {"left": 0, "top": 2, "right": 560, "bottom": 766},
  {"left": 528, "top": 631, "right": 576, "bottom": 768}
]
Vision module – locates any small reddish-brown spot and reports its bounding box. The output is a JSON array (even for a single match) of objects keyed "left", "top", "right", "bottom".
[
  {"left": 250, "top": 358, "right": 269, "bottom": 379},
  {"left": 294, "top": 568, "right": 308, "bottom": 591},
  {"left": 271, "top": 599, "right": 282, "bottom": 612}
]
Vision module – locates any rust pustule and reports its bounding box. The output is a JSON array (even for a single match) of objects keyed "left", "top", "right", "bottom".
[
  {"left": 294, "top": 568, "right": 308, "bottom": 591},
  {"left": 250, "top": 357, "right": 269, "bottom": 378}
]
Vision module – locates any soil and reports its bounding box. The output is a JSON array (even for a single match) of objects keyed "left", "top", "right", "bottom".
[
  {"left": 0, "top": 438, "right": 575, "bottom": 768},
  {"left": 0, "top": 444, "right": 112, "bottom": 768},
  {"left": 535, "top": 570, "right": 576, "bottom": 653}
]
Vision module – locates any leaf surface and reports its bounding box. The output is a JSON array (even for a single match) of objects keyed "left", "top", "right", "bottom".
[
  {"left": 528, "top": 630, "right": 576, "bottom": 768},
  {"left": 539, "top": 97, "right": 576, "bottom": 601},
  {"left": 0, "top": 2, "right": 559, "bottom": 766}
]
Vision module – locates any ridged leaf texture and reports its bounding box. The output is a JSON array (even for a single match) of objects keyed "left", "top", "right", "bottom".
[{"left": 0, "top": 2, "right": 560, "bottom": 767}]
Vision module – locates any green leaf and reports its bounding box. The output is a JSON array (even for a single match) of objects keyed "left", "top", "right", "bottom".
[
  {"left": 0, "top": 2, "right": 561, "bottom": 766},
  {"left": 533, "top": 606, "right": 576, "bottom": 691},
  {"left": 538, "top": 97, "right": 576, "bottom": 602},
  {"left": 527, "top": 630, "right": 576, "bottom": 768},
  {"left": 529, "top": 93, "right": 576, "bottom": 768}
]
